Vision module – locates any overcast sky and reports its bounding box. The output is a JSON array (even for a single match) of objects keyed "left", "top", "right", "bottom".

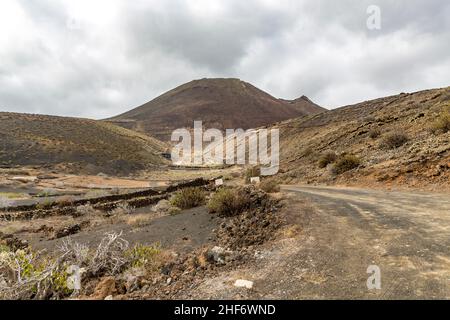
[{"left": 0, "top": 0, "right": 449, "bottom": 119}]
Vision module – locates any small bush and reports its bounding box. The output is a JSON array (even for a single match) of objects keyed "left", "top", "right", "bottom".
[
  {"left": 318, "top": 152, "right": 337, "bottom": 168},
  {"left": 368, "top": 128, "right": 381, "bottom": 139},
  {"left": 379, "top": 132, "right": 409, "bottom": 150},
  {"left": 430, "top": 107, "right": 450, "bottom": 134},
  {"left": 0, "top": 249, "right": 72, "bottom": 299},
  {"left": 76, "top": 203, "right": 97, "bottom": 216},
  {"left": 302, "top": 146, "right": 315, "bottom": 158},
  {"left": 89, "top": 232, "right": 130, "bottom": 276},
  {"left": 110, "top": 202, "right": 134, "bottom": 215},
  {"left": 36, "top": 199, "right": 54, "bottom": 210},
  {"left": 57, "top": 196, "right": 75, "bottom": 208},
  {"left": 333, "top": 155, "right": 361, "bottom": 174},
  {"left": 207, "top": 188, "right": 251, "bottom": 217},
  {"left": 127, "top": 243, "right": 161, "bottom": 269},
  {"left": 259, "top": 179, "right": 280, "bottom": 193},
  {"left": 170, "top": 187, "right": 206, "bottom": 210},
  {"left": 245, "top": 166, "right": 260, "bottom": 183}
]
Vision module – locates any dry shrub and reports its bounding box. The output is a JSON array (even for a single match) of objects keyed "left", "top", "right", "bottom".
[
  {"left": 259, "top": 179, "right": 280, "bottom": 193},
  {"left": 57, "top": 196, "right": 75, "bottom": 208},
  {"left": 109, "top": 202, "right": 134, "bottom": 215},
  {"left": 302, "top": 146, "right": 316, "bottom": 158},
  {"left": 0, "top": 248, "right": 72, "bottom": 300},
  {"left": 0, "top": 231, "right": 164, "bottom": 300},
  {"left": 170, "top": 187, "right": 206, "bottom": 210},
  {"left": 207, "top": 188, "right": 252, "bottom": 217},
  {"left": 430, "top": 107, "right": 450, "bottom": 134},
  {"left": 76, "top": 203, "right": 97, "bottom": 216},
  {"left": 89, "top": 232, "right": 130, "bottom": 276},
  {"left": 379, "top": 132, "right": 409, "bottom": 150},
  {"left": 333, "top": 155, "right": 361, "bottom": 174},
  {"left": 36, "top": 199, "right": 54, "bottom": 210},
  {"left": 368, "top": 128, "right": 381, "bottom": 139},
  {"left": 318, "top": 151, "right": 337, "bottom": 168}
]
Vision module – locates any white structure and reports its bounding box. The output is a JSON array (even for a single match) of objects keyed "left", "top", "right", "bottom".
[
  {"left": 234, "top": 279, "right": 254, "bottom": 289},
  {"left": 250, "top": 177, "right": 260, "bottom": 184}
]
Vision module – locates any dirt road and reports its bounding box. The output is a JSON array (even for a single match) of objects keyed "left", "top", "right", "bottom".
[{"left": 190, "top": 185, "right": 450, "bottom": 299}]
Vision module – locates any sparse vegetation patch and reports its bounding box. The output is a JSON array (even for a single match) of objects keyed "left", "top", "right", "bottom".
[
  {"left": 109, "top": 202, "right": 135, "bottom": 215},
  {"left": 318, "top": 151, "right": 337, "bottom": 168},
  {"left": 430, "top": 107, "right": 450, "bottom": 134},
  {"left": 0, "top": 232, "right": 168, "bottom": 300},
  {"left": 259, "top": 179, "right": 281, "bottom": 193},
  {"left": 379, "top": 132, "right": 409, "bottom": 150},
  {"left": 333, "top": 155, "right": 361, "bottom": 174},
  {"left": 170, "top": 187, "right": 206, "bottom": 210},
  {"left": 368, "top": 128, "right": 381, "bottom": 139},
  {"left": 207, "top": 188, "right": 252, "bottom": 217}
]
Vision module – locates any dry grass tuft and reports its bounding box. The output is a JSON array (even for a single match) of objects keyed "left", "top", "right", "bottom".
[{"left": 124, "top": 214, "right": 153, "bottom": 227}]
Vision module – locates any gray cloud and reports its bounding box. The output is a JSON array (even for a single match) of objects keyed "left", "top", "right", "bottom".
[{"left": 0, "top": 0, "right": 449, "bottom": 118}]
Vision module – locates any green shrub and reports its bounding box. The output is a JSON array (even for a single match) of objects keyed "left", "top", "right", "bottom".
[
  {"left": 333, "top": 155, "right": 361, "bottom": 174},
  {"left": 127, "top": 243, "right": 161, "bottom": 269},
  {"left": 430, "top": 107, "right": 450, "bottom": 134},
  {"left": 318, "top": 151, "right": 337, "bottom": 168},
  {"left": 379, "top": 132, "right": 409, "bottom": 150},
  {"left": 51, "top": 268, "right": 73, "bottom": 297},
  {"left": 259, "top": 179, "right": 280, "bottom": 193},
  {"left": 170, "top": 187, "right": 206, "bottom": 210},
  {"left": 207, "top": 188, "right": 251, "bottom": 217}
]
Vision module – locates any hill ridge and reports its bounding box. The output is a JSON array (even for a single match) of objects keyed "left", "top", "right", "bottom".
[{"left": 108, "top": 78, "right": 324, "bottom": 140}]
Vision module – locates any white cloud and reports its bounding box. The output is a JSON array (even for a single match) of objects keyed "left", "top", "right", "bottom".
[{"left": 0, "top": 0, "right": 449, "bottom": 118}]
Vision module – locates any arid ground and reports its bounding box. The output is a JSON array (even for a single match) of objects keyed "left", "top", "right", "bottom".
[{"left": 1, "top": 166, "right": 449, "bottom": 300}]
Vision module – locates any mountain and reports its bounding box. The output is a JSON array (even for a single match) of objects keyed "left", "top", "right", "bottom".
[
  {"left": 0, "top": 113, "right": 168, "bottom": 175},
  {"left": 279, "top": 95, "right": 327, "bottom": 114},
  {"left": 275, "top": 86, "right": 450, "bottom": 190},
  {"left": 108, "top": 78, "right": 324, "bottom": 141}
]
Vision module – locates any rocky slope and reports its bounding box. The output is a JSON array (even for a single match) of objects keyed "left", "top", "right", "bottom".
[
  {"left": 0, "top": 112, "right": 168, "bottom": 175},
  {"left": 275, "top": 87, "right": 450, "bottom": 190}
]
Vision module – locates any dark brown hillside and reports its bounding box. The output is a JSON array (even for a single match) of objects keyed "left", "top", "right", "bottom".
[
  {"left": 0, "top": 113, "right": 168, "bottom": 175},
  {"left": 280, "top": 95, "right": 327, "bottom": 115},
  {"left": 108, "top": 78, "right": 322, "bottom": 140},
  {"left": 275, "top": 86, "right": 450, "bottom": 190}
]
